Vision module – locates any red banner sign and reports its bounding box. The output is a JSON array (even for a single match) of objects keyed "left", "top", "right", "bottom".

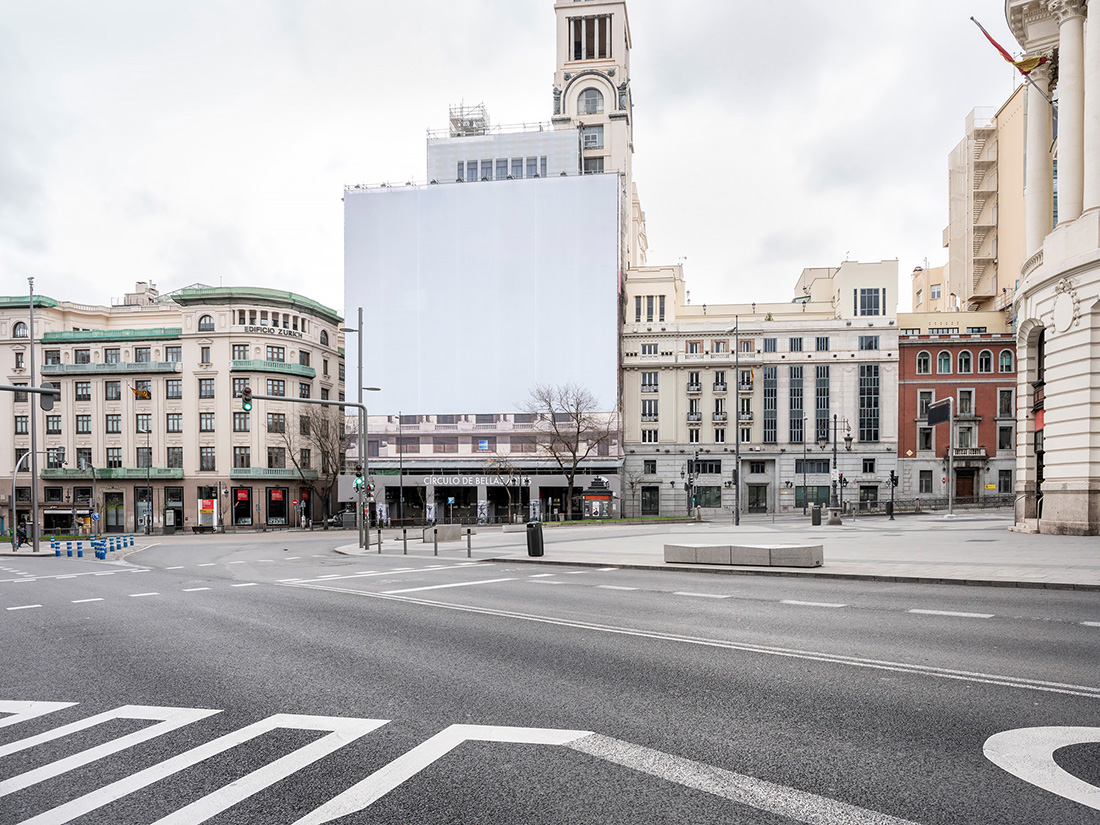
[
  {"left": 271, "top": 489, "right": 284, "bottom": 501},
  {"left": 236, "top": 489, "right": 249, "bottom": 501}
]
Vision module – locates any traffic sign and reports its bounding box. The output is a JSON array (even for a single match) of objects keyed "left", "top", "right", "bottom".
[
  {"left": 292, "top": 499, "right": 299, "bottom": 507},
  {"left": 91, "top": 513, "right": 100, "bottom": 521}
]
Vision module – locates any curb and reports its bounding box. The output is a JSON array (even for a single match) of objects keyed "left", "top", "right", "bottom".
[{"left": 484, "top": 556, "right": 1100, "bottom": 591}]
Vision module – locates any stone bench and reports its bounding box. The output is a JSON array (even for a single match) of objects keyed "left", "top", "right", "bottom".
[
  {"left": 664, "top": 543, "right": 823, "bottom": 568},
  {"left": 423, "top": 524, "right": 468, "bottom": 543}
]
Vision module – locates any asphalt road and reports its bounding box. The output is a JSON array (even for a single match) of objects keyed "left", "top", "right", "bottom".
[{"left": 0, "top": 531, "right": 1098, "bottom": 824}]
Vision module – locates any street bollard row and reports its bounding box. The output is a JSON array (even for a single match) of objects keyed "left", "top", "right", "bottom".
[{"left": 50, "top": 534, "right": 134, "bottom": 559}]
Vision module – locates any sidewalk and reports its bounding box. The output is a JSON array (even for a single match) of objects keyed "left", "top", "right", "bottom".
[{"left": 339, "top": 511, "right": 1100, "bottom": 590}]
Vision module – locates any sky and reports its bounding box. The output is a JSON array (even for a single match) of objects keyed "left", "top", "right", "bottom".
[{"left": 1, "top": 0, "right": 1027, "bottom": 313}]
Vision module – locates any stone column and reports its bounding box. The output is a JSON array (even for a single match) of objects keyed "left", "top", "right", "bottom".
[
  {"left": 1051, "top": 0, "right": 1088, "bottom": 223},
  {"left": 1025, "top": 61, "right": 1055, "bottom": 254},
  {"left": 1084, "top": 1, "right": 1100, "bottom": 211}
]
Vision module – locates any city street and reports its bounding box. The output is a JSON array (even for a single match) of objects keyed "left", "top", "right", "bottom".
[{"left": 0, "top": 529, "right": 1098, "bottom": 824}]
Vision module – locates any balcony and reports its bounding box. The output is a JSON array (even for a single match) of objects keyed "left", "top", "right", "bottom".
[
  {"left": 641, "top": 385, "right": 659, "bottom": 393},
  {"left": 641, "top": 415, "right": 659, "bottom": 423},
  {"left": 738, "top": 412, "right": 754, "bottom": 422},
  {"left": 231, "top": 360, "right": 316, "bottom": 379},
  {"left": 686, "top": 383, "right": 702, "bottom": 394},
  {"left": 713, "top": 383, "right": 727, "bottom": 393},
  {"left": 712, "top": 412, "right": 728, "bottom": 423},
  {"left": 39, "top": 467, "right": 184, "bottom": 480},
  {"left": 738, "top": 382, "right": 753, "bottom": 393},
  {"left": 686, "top": 412, "right": 702, "bottom": 423},
  {"left": 229, "top": 467, "right": 320, "bottom": 480},
  {"left": 41, "top": 361, "right": 181, "bottom": 377},
  {"left": 952, "top": 447, "right": 987, "bottom": 458}
]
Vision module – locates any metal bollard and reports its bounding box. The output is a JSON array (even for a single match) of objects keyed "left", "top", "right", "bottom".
[
  {"left": 402, "top": 528, "right": 407, "bottom": 555},
  {"left": 433, "top": 528, "right": 438, "bottom": 556},
  {"left": 466, "top": 527, "right": 472, "bottom": 558},
  {"left": 377, "top": 526, "right": 381, "bottom": 550}
]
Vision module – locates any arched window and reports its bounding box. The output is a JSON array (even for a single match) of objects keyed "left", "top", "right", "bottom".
[
  {"left": 937, "top": 351, "right": 952, "bottom": 374},
  {"left": 957, "top": 351, "right": 972, "bottom": 373},
  {"left": 916, "top": 351, "right": 931, "bottom": 374},
  {"left": 198, "top": 314, "right": 215, "bottom": 332},
  {"left": 12, "top": 322, "right": 28, "bottom": 338},
  {"left": 999, "top": 349, "right": 1014, "bottom": 372},
  {"left": 320, "top": 330, "right": 329, "bottom": 346},
  {"left": 579, "top": 88, "right": 604, "bottom": 115},
  {"left": 978, "top": 350, "right": 992, "bottom": 373}
]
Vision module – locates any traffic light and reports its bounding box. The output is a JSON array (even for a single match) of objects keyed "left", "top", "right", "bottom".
[
  {"left": 890, "top": 470, "right": 899, "bottom": 488},
  {"left": 354, "top": 465, "right": 364, "bottom": 489},
  {"left": 241, "top": 386, "right": 252, "bottom": 412},
  {"left": 55, "top": 446, "right": 65, "bottom": 465},
  {"left": 839, "top": 473, "right": 848, "bottom": 488}
]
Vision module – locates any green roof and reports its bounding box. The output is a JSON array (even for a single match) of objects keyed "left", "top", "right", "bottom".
[
  {"left": 170, "top": 286, "right": 342, "bottom": 325},
  {"left": 0, "top": 296, "right": 59, "bottom": 309},
  {"left": 42, "top": 328, "right": 182, "bottom": 344}
]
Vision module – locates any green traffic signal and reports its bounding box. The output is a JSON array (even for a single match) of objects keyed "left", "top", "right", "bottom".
[{"left": 242, "top": 387, "right": 253, "bottom": 412}]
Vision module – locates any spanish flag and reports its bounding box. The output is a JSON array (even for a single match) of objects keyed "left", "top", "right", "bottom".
[
  {"left": 130, "top": 385, "right": 151, "bottom": 400},
  {"left": 972, "top": 17, "right": 1047, "bottom": 76}
]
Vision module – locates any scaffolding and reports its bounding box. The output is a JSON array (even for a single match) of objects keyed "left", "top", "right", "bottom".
[{"left": 449, "top": 103, "right": 490, "bottom": 138}]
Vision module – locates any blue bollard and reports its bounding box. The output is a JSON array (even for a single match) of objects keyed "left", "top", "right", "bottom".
[
  {"left": 77, "top": 549, "right": 83, "bottom": 557},
  {"left": 129, "top": 535, "right": 134, "bottom": 547},
  {"left": 67, "top": 549, "right": 72, "bottom": 557},
  {"left": 55, "top": 549, "right": 61, "bottom": 557}
]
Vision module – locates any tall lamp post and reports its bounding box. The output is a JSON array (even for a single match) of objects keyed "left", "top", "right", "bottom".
[
  {"left": 725, "top": 317, "right": 740, "bottom": 526},
  {"left": 801, "top": 412, "right": 808, "bottom": 516},
  {"left": 821, "top": 414, "right": 852, "bottom": 526}
]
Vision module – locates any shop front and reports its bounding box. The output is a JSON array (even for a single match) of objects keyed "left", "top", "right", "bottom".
[
  {"left": 233, "top": 487, "right": 253, "bottom": 527},
  {"left": 266, "top": 487, "right": 289, "bottom": 526}
]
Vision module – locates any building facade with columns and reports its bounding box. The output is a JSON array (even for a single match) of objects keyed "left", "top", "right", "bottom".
[{"left": 1007, "top": 0, "right": 1100, "bottom": 534}]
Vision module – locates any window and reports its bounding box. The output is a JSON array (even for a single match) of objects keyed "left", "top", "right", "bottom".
[
  {"left": 495, "top": 159, "right": 508, "bottom": 180},
  {"left": 14, "top": 415, "right": 28, "bottom": 434},
  {"left": 583, "top": 156, "right": 604, "bottom": 174},
  {"left": 105, "top": 348, "right": 120, "bottom": 364},
  {"left": 762, "top": 366, "right": 777, "bottom": 443},
  {"left": 134, "top": 379, "right": 151, "bottom": 399},
  {"left": 763, "top": 338, "right": 777, "bottom": 353},
  {"left": 957, "top": 351, "right": 972, "bottom": 373},
  {"left": 967, "top": 327, "right": 987, "bottom": 334},
  {"left": 163, "top": 446, "right": 181, "bottom": 469},
  {"left": 44, "top": 414, "right": 61, "bottom": 435},
  {"left": 510, "top": 157, "right": 522, "bottom": 178},
  {"left": 106, "top": 447, "right": 122, "bottom": 468},
  {"left": 643, "top": 460, "right": 657, "bottom": 475},
  {"left": 999, "top": 350, "right": 1014, "bottom": 373},
  {"left": 299, "top": 415, "right": 311, "bottom": 436},
  {"left": 74, "top": 348, "right": 90, "bottom": 364},
  {"left": 640, "top": 429, "right": 658, "bottom": 443},
  {"left": 199, "top": 378, "right": 215, "bottom": 398},
  {"left": 165, "top": 345, "right": 181, "bottom": 362},
  {"left": 510, "top": 435, "right": 535, "bottom": 452},
  {"left": 714, "top": 428, "right": 725, "bottom": 443},
  {"left": 200, "top": 346, "right": 211, "bottom": 363},
  {"left": 267, "top": 413, "right": 286, "bottom": 434},
  {"left": 230, "top": 344, "right": 248, "bottom": 361},
  {"left": 135, "top": 413, "right": 151, "bottom": 433},
  {"left": 862, "top": 459, "right": 876, "bottom": 474},
  {"left": 199, "top": 412, "right": 215, "bottom": 432},
  {"left": 999, "top": 469, "right": 1013, "bottom": 493},
  {"left": 858, "top": 335, "right": 879, "bottom": 351},
  {"left": 958, "top": 426, "right": 973, "bottom": 449},
  {"left": 165, "top": 379, "right": 182, "bottom": 400},
  {"left": 13, "top": 321, "right": 27, "bottom": 338},
  {"left": 958, "top": 390, "right": 973, "bottom": 415},
  {"left": 928, "top": 327, "right": 959, "bottom": 335},
  {"left": 918, "top": 390, "right": 933, "bottom": 418},
  {"left": 937, "top": 352, "right": 951, "bottom": 374},
  {"left": 978, "top": 350, "right": 993, "bottom": 373},
  {"left": 919, "top": 470, "right": 932, "bottom": 493},
  {"left": 433, "top": 436, "right": 459, "bottom": 454},
  {"left": 75, "top": 414, "right": 91, "bottom": 434},
  {"left": 856, "top": 287, "right": 885, "bottom": 316},
  {"left": 136, "top": 447, "right": 152, "bottom": 469},
  {"left": 916, "top": 352, "right": 931, "bottom": 374},
  {"left": 198, "top": 315, "right": 215, "bottom": 332},
  {"left": 688, "top": 428, "right": 700, "bottom": 444},
  {"left": 579, "top": 87, "right": 604, "bottom": 115},
  {"left": 713, "top": 370, "right": 726, "bottom": 390},
  {"left": 795, "top": 459, "right": 830, "bottom": 474},
  {"left": 749, "top": 461, "right": 765, "bottom": 474},
  {"left": 105, "top": 414, "right": 121, "bottom": 434},
  {"left": 999, "top": 425, "right": 1014, "bottom": 450},
  {"left": 266, "top": 446, "right": 285, "bottom": 469},
  {"left": 900, "top": 328, "right": 921, "bottom": 335},
  {"left": 320, "top": 388, "right": 329, "bottom": 400},
  {"left": 338, "top": 362, "right": 345, "bottom": 382},
  {"left": 299, "top": 448, "right": 311, "bottom": 470},
  {"left": 233, "top": 446, "right": 251, "bottom": 468},
  {"left": 788, "top": 366, "right": 804, "bottom": 443},
  {"left": 640, "top": 372, "right": 658, "bottom": 392},
  {"left": 267, "top": 379, "right": 285, "bottom": 396},
  {"left": 740, "top": 428, "right": 751, "bottom": 443},
  {"left": 75, "top": 381, "right": 91, "bottom": 401},
  {"left": 740, "top": 340, "right": 752, "bottom": 353},
  {"left": 76, "top": 449, "right": 91, "bottom": 470},
  {"left": 687, "top": 371, "right": 701, "bottom": 390},
  {"left": 195, "top": 446, "right": 214, "bottom": 471},
  {"left": 789, "top": 337, "right": 803, "bottom": 352},
  {"left": 858, "top": 365, "right": 879, "bottom": 442},
  {"left": 712, "top": 340, "right": 727, "bottom": 354},
  {"left": 815, "top": 336, "right": 829, "bottom": 352},
  {"left": 814, "top": 365, "right": 830, "bottom": 443},
  {"left": 299, "top": 350, "right": 311, "bottom": 366},
  {"left": 930, "top": 284, "right": 942, "bottom": 300},
  {"left": 687, "top": 341, "right": 702, "bottom": 355},
  {"left": 135, "top": 347, "right": 151, "bottom": 363},
  {"left": 320, "top": 330, "right": 329, "bottom": 346},
  {"left": 641, "top": 399, "right": 658, "bottom": 422},
  {"left": 641, "top": 343, "right": 657, "bottom": 355},
  {"left": 918, "top": 427, "right": 933, "bottom": 451},
  {"left": 267, "top": 346, "right": 285, "bottom": 362},
  {"left": 998, "top": 389, "right": 1014, "bottom": 417},
  {"left": 43, "top": 350, "right": 60, "bottom": 365},
  {"left": 105, "top": 381, "right": 121, "bottom": 401},
  {"left": 395, "top": 436, "right": 419, "bottom": 454},
  {"left": 916, "top": 289, "right": 922, "bottom": 306},
  {"left": 166, "top": 413, "right": 183, "bottom": 433}
]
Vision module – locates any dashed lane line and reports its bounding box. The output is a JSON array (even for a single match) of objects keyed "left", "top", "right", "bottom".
[
  {"left": 6, "top": 604, "right": 41, "bottom": 611},
  {"left": 197, "top": 563, "right": 216, "bottom": 567},
  {"left": 909, "top": 609, "right": 994, "bottom": 619},
  {"left": 597, "top": 585, "right": 638, "bottom": 591},
  {"left": 72, "top": 598, "right": 104, "bottom": 604},
  {"left": 781, "top": 599, "right": 848, "bottom": 608},
  {"left": 382, "top": 578, "right": 516, "bottom": 595},
  {"left": 528, "top": 573, "right": 555, "bottom": 578},
  {"left": 1081, "top": 621, "right": 1100, "bottom": 628},
  {"left": 231, "top": 583, "right": 259, "bottom": 588},
  {"left": 183, "top": 588, "right": 211, "bottom": 592},
  {"left": 597, "top": 567, "right": 618, "bottom": 571},
  {"left": 165, "top": 566, "right": 184, "bottom": 570},
  {"left": 129, "top": 593, "right": 159, "bottom": 598},
  {"left": 675, "top": 592, "right": 731, "bottom": 600}
]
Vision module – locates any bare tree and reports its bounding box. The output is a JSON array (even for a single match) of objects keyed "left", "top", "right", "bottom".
[
  {"left": 487, "top": 455, "right": 524, "bottom": 523},
  {"left": 623, "top": 469, "right": 644, "bottom": 518},
  {"left": 522, "top": 383, "right": 616, "bottom": 519},
  {"left": 278, "top": 407, "right": 351, "bottom": 529}
]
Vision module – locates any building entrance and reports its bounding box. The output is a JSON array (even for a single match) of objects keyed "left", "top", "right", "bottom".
[
  {"left": 955, "top": 470, "right": 976, "bottom": 502},
  {"left": 747, "top": 485, "right": 768, "bottom": 514},
  {"left": 104, "top": 492, "right": 125, "bottom": 533}
]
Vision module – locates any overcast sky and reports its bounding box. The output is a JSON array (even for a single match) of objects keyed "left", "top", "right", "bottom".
[{"left": 1, "top": 0, "right": 1025, "bottom": 313}]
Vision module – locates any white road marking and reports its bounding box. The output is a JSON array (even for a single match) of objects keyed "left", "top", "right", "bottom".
[
  {"left": 183, "top": 587, "right": 211, "bottom": 592},
  {"left": 10, "top": 578, "right": 34, "bottom": 583},
  {"left": 130, "top": 592, "right": 159, "bottom": 598},
  {"left": 598, "top": 567, "right": 618, "bottom": 571},
  {"left": 0, "top": 705, "right": 218, "bottom": 798},
  {"left": 317, "top": 574, "right": 343, "bottom": 579},
  {"left": 56, "top": 575, "right": 76, "bottom": 579},
  {"left": 291, "top": 724, "right": 589, "bottom": 825},
  {"left": 285, "top": 556, "right": 301, "bottom": 560},
  {"left": 985, "top": 726, "right": 1100, "bottom": 811},
  {"left": 198, "top": 563, "right": 216, "bottom": 567},
  {"left": 231, "top": 583, "right": 259, "bottom": 588},
  {"left": 257, "top": 559, "right": 274, "bottom": 563},
  {"left": 571, "top": 734, "right": 922, "bottom": 825},
  {"left": 597, "top": 585, "right": 637, "bottom": 591},
  {"left": 528, "top": 573, "right": 555, "bottom": 578},
  {"left": 565, "top": 571, "right": 588, "bottom": 575},
  {"left": 781, "top": 599, "right": 848, "bottom": 608},
  {"left": 293, "top": 567, "right": 449, "bottom": 585},
  {"left": 676, "top": 592, "right": 730, "bottom": 599},
  {"left": 6, "top": 604, "right": 41, "bottom": 611},
  {"left": 72, "top": 598, "right": 104, "bottom": 604},
  {"left": 165, "top": 566, "right": 184, "bottom": 570},
  {"left": 530, "top": 580, "right": 564, "bottom": 585},
  {"left": 1081, "top": 621, "right": 1100, "bottom": 628},
  {"left": 0, "top": 701, "right": 76, "bottom": 730},
  {"left": 20, "top": 714, "right": 386, "bottom": 825},
  {"left": 293, "top": 583, "right": 1100, "bottom": 700},
  {"left": 228, "top": 561, "right": 246, "bottom": 565},
  {"left": 908, "top": 609, "right": 993, "bottom": 619},
  {"left": 277, "top": 579, "right": 302, "bottom": 583},
  {"left": 382, "top": 578, "right": 516, "bottom": 595}
]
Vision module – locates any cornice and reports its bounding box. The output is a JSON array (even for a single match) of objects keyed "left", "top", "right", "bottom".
[{"left": 1048, "top": 0, "right": 1087, "bottom": 24}]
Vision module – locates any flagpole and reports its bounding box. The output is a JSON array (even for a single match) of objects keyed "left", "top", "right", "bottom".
[{"left": 971, "top": 17, "right": 1057, "bottom": 119}]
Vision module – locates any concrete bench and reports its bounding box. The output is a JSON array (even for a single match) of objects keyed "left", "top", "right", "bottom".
[
  {"left": 422, "top": 524, "right": 468, "bottom": 543},
  {"left": 664, "top": 543, "right": 823, "bottom": 568}
]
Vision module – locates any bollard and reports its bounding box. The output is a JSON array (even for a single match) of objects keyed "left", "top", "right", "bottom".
[
  {"left": 433, "top": 528, "right": 438, "bottom": 557},
  {"left": 402, "top": 528, "right": 407, "bottom": 555},
  {"left": 67, "top": 549, "right": 73, "bottom": 557},
  {"left": 54, "top": 548, "right": 60, "bottom": 557},
  {"left": 377, "top": 526, "right": 381, "bottom": 550},
  {"left": 77, "top": 549, "right": 83, "bottom": 557},
  {"left": 467, "top": 527, "right": 472, "bottom": 558}
]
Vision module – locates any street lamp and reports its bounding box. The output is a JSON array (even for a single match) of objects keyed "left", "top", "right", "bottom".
[
  {"left": 823, "top": 414, "right": 852, "bottom": 526},
  {"left": 359, "top": 386, "right": 380, "bottom": 548}
]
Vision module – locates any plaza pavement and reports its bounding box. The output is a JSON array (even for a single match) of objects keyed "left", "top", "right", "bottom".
[{"left": 343, "top": 508, "right": 1100, "bottom": 590}]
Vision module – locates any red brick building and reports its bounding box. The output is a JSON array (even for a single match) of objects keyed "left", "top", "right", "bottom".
[{"left": 897, "top": 328, "right": 1016, "bottom": 502}]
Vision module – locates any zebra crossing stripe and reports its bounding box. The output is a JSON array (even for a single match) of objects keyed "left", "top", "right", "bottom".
[
  {"left": 18, "top": 714, "right": 386, "bottom": 825},
  {"left": 0, "top": 705, "right": 219, "bottom": 798},
  {"left": 0, "top": 701, "right": 76, "bottom": 730}
]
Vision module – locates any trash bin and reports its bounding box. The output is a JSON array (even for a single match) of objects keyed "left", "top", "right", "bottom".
[
  {"left": 810, "top": 506, "right": 821, "bottom": 526},
  {"left": 526, "top": 521, "right": 544, "bottom": 557}
]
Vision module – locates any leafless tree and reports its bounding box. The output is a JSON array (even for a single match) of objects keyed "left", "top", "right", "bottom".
[
  {"left": 522, "top": 383, "right": 616, "bottom": 519},
  {"left": 624, "top": 469, "right": 644, "bottom": 518},
  {"left": 487, "top": 455, "right": 524, "bottom": 523},
  {"left": 277, "top": 407, "right": 350, "bottom": 529}
]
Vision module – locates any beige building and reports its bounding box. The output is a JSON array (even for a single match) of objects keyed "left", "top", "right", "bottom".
[
  {"left": 1, "top": 283, "right": 345, "bottom": 535},
  {"left": 1008, "top": 0, "right": 1100, "bottom": 534},
  {"left": 621, "top": 261, "right": 899, "bottom": 517}
]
